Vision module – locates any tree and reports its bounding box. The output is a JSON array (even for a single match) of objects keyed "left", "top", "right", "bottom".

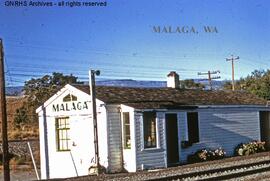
[
  {"left": 180, "top": 79, "right": 205, "bottom": 90},
  {"left": 223, "top": 69, "right": 270, "bottom": 100},
  {"left": 14, "top": 72, "right": 83, "bottom": 126},
  {"left": 24, "top": 72, "right": 82, "bottom": 107},
  {"left": 223, "top": 78, "right": 246, "bottom": 91}
]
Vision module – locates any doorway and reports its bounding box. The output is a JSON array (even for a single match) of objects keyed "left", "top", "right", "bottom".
[
  {"left": 260, "top": 111, "right": 270, "bottom": 149},
  {"left": 165, "top": 114, "right": 179, "bottom": 166}
]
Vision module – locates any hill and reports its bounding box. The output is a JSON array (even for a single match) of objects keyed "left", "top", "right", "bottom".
[{"left": 6, "top": 86, "right": 24, "bottom": 96}]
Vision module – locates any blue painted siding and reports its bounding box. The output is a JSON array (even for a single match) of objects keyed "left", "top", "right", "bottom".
[{"left": 180, "top": 108, "right": 260, "bottom": 162}]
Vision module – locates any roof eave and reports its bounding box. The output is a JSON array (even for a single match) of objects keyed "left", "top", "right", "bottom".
[{"left": 197, "top": 104, "right": 269, "bottom": 108}]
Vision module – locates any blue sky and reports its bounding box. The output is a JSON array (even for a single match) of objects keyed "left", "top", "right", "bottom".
[{"left": 0, "top": 0, "right": 269, "bottom": 86}]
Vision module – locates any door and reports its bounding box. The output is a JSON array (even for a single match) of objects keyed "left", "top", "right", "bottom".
[
  {"left": 165, "top": 114, "right": 179, "bottom": 166},
  {"left": 260, "top": 111, "right": 270, "bottom": 149}
]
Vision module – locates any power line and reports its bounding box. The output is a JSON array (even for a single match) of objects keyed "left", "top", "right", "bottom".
[
  {"left": 6, "top": 53, "right": 203, "bottom": 73},
  {"left": 5, "top": 41, "right": 230, "bottom": 61},
  {"left": 5, "top": 43, "right": 203, "bottom": 61}
]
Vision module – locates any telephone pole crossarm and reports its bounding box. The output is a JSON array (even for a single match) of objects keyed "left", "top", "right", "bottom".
[{"left": 198, "top": 70, "right": 221, "bottom": 90}]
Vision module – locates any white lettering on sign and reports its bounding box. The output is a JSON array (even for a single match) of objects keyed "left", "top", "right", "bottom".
[{"left": 52, "top": 101, "right": 90, "bottom": 112}]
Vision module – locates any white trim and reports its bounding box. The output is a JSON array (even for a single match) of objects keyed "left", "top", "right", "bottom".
[
  {"left": 104, "top": 104, "right": 111, "bottom": 172},
  {"left": 141, "top": 147, "right": 162, "bottom": 151},
  {"left": 163, "top": 113, "right": 167, "bottom": 168},
  {"left": 120, "top": 111, "right": 125, "bottom": 149},
  {"left": 121, "top": 112, "right": 132, "bottom": 150},
  {"left": 36, "top": 84, "right": 92, "bottom": 113},
  {"left": 133, "top": 111, "right": 137, "bottom": 171}
]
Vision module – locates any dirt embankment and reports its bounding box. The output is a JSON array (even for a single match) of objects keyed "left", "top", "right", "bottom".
[
  {"left": 1, "top": 97, "right": 40, "bottom": 170},
  {"left": 3, "top": 96, "right": 39, "bottom": 140}
]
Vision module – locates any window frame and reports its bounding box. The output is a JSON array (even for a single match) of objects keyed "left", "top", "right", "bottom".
[
  {"left": 55, "top": 117, "right": 71, "bottom": 152},
  {"left": 122, "top": 112, "right": 131, "bottom": 149},
  {"left": 142, "top": 111, "right": 158, "bottom": 149}
]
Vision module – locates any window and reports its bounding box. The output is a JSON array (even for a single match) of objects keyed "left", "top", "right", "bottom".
[
  {"left": 187, "top": 112, "right": 199, "bottom": 143},
  {"left": 56, "top": 117, "right": 71, "bottom": 151},
  {"left": 143, "top": 112, "right": 157, "bottom": 148},
  {"left": 63, "top": 94, "right": 77, "bottom": 102},
  {"left": 123, "top": 112, "right": 131, "bottom": 149}
]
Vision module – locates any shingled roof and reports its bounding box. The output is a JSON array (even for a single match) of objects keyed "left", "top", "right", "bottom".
[{"left": 72, "top": 84, "right": 267, "bottom": 109}]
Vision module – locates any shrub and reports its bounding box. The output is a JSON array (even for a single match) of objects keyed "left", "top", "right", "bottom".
[
  {"left": 0, "top": 153, "right": 17, "bottom": 165},
  {"left": 187, "top": 147, "right": 226, "bottom": 163},
  {"left": 14, "top": 106, "right": 29, "bottom": 128},
  {"left": 235, "top": 140, "right": 266, "bottom": 156}
]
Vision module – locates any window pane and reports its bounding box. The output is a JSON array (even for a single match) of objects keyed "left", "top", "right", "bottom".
[
  {"left": 62, "top": 142, "right": 67, "bottom": 150},
  {"left": 66, "top": 130, "right": 70, "bottom": 139},
  {"left": 187, "top": 112, "right": 199, "bottom": 143},
  {"left": 125, "top": 125, "right": 130, "bottom": 135},
  {"left": 143, "top": 112, "right": 157, "bottom": 148},
  {"left": 63, "top": 94, "right": 78, "bottom": 102},
  {"left": 65, "top": 118, "right": 69, "bottom": 126},
  {"left": 62, "top": 130, "right": 67, "bottom": 139},
  {"left": 123, "top": 112, "right": 131, "bottom": 149}
]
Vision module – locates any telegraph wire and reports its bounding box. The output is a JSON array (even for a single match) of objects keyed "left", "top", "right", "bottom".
[
  {"left": 4, "top": 37, "right": 231, "bottom": 57},
  {"left": 5, "top": 40, "right": 270, "bottom": 85},
  {"left": 6, "top": 41, "right": 231, "bottom": 61},
  {"left": 4, "top": 58, "right": 14, "bottom": 87},
  {"left": 7, "top": 54, "right": 269, "bottom": 79},
  {"left": 6, "top": 53, "right": 204, "bottom": 72},
  {"left": 5, "top": 39, "right": 270, "bottom": 69}
]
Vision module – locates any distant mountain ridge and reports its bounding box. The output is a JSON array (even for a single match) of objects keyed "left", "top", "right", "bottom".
[
  {"left": 96, "top": 79, "right": 167, "bottom": 87},
  {"left": 96, "top": 79, "right": 226, "bottom": 89},
  {"left": 6, "top": 86, "right": 24, "bottom": 96}
]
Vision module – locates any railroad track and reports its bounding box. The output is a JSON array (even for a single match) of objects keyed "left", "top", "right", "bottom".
[{"left": 149, "top": 160, "right": 270, "bottom": 181}]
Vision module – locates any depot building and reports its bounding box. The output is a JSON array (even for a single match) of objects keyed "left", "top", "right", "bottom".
[{"left": 36, "top": 72, "right": 270, "bottom": 179}]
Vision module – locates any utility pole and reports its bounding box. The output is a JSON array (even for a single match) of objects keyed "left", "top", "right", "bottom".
[
  {"left": 0, "top": 39, "right": 10, "bottom": 181},
  {"left": 89, "top": 69, "right": 100, "bottom": 175},
  {"left": 198, "top": 70, "right": 221, "bottom": 90},
  {"left": 226, "top": 55, "right": 239, "bottom": 91}
]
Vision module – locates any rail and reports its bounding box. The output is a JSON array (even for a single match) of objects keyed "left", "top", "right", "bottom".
[{"left": 149, "top": 160, "right": 270, "bottom": 181}]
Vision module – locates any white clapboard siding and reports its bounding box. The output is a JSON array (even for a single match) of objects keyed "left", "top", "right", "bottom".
[
  {"left": 178, "top": 112, "right": 188, "bottom": 141},
  {"left": 106, "top": 105, "right": 123, "bottom": 173},
  {"left": 97, "top": 105, "right": 109, "bottom": 169},
  {"left": 135, "top": 112, "right": 166, "bottom": 170},
  {"left": 180, "top": 108, "right": 261, "bottom": 162}
]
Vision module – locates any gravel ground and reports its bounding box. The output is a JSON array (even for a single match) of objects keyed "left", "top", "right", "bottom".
[
  {"left": 61, "top": 152, "right": 270, "bottom": 181},
  {"left": 0, "top": 140, "right": 39, "bottom": 159},
  {"left": 0, "top": 169, "right": 38, "bottom": 181}
]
